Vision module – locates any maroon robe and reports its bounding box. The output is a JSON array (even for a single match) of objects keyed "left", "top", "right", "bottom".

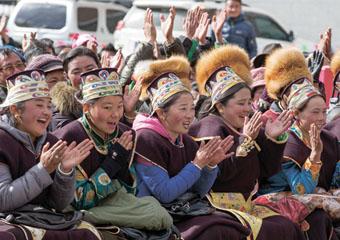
[
  {"left": 54, "top": 120, "right": 134, "bottom": 186},
  {"left": 324, "top": 117, "right": 340, "bottom": 142},
  {"left": 135, "top": 127, "right": 251, "bottom": 240},
  {"left": 189, "top": 114, "right": 305, "bottom": 240},
  {"left": 283, "top": 129, "right": 338, "bottom": 191},
  {"left": 0, "top": 130, "right": 98, "bottom": 240}
]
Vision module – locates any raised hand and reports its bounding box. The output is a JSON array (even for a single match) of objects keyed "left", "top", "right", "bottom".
[
  {"left": 193, "top": 137, "right": 222, "bottom": 169},
  {"left": 40, "top": 140, "right": 67, "bottom": 174},
  {"left": 194, "top": 12, "right": 210, "bottom": 45},
  {"left": 265, "top": 110, "right": 292, "bottom": 139},
  {"left": 183, "top": 7, "right": 201, "bottom": 39},
  {"left": 309, "top": 123, "right": 323, "bottom": 162},
  {"left": 307, "top": 50, "right": 324, "bottom": 83},
  {"left": 208, "top": 135, "right": 234, "bottom": 166},
  {"left": 144, "top": 8, "right": 157, "bottom": 44},
  {"left": 123, "top": 78, "right": 142, "bottom": 120},
  {"left": 318, "top": 28, "right": 332, "bottom": 65},
  {"left": 160, "top": 6, "right": 176, "bottom": 44},
  {"left": 116, "top": 130, "right": 134, "bottom": 151},
  {"left": 60, "top": 139, "right": 93, "bottom": 172},
  {"left": 211, "top": 9, "right": 227, "bottom": 44},
  {"left": 109, "top": 49, "right": 124, "bottom": 72},
  {"left": 22, "top": 32, "right": 37, "bottom": 52},
  {"left": 243, "top": 111, "right": 263, "bottom": 140}
]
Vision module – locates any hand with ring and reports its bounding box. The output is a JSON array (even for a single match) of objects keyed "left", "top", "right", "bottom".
[{"left": 40, "top": 140, "right": 68, "bottom": 174}]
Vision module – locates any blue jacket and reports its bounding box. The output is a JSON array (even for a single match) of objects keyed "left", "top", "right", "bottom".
[{"left": 211, "top": 13, "right": 257, "bottom": 58}]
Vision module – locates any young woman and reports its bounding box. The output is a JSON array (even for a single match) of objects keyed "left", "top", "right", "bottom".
[
  {"left": 189, "top": 45, "right": 305, "bottom": 240},
  {"left": 0, "top": 69, "right": 99, "bottom": 240},
  {"left": 63, "top": 46, "right": 100, "bottom": 89},
  {"left": 133, "top": 56, "right": 253, "bottom": 240},
  {"left": 53, "top": 68, "right": 173, "bottom": 235},
  {"left": 257, "top": 79, "right": 339, "bottom": 240}
]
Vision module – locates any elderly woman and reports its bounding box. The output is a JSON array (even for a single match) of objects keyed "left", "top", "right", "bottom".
[
  {"left": 189, "top": 45, "right": 304, "bottom": 240},
  {"left": 0, "top": 69, "right": 98, "bottom": 240},
  {"left": 133, "top": 56, "right": 253, "bottom": 240},
  {"left": 53, "top": 68, "right": 173, "bottom": 237}
]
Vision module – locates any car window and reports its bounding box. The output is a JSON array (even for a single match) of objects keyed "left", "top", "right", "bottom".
[
  {"left": 124, "top": 6, "right": 186, "bottom": 31},
  {"left": 106, "top": 9, "right": 126, "bottom": 33},
  {"left": 245, "top": 13, "right": 288, "bottom": 41},
  {"left": 78, "top": 7, "right": 98, "bottom": 31},
  {"left": 14, "top": 3, "right": 66, "bottom": 29}
]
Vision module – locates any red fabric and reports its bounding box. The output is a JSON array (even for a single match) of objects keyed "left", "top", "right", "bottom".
[{"left": 254, "top": 196, "right": 310, "bottom": 224}]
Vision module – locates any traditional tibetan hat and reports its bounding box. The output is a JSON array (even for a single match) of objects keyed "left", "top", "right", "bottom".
[
  {"left": 265, "top": 47, "right": 312, "bottom": 100},
  {"left": 140, "top": 56, "right": 191, "bottom": 114},
  {"left": 286, "top": 78, "right": 322, "bottom": 110},
  {"left": 195, "top": 45, "right": 252, "bottom": 109},
  {"left": 0, "top": 69, "right": 50, "bottom": 107},
  {"left": 76, "top": 68, "right": 122, "bottom": 104}
]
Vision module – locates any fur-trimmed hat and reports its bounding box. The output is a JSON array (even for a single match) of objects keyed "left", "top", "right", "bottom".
[
  {"left": 195, "top": 45, "right": 252, "bottom": 96},
  {"left": 51, "top": 82, "right": 82, "bottom": 117},
  {"left": 140, "top": 56, "right": 191, "bottom": 101},
  {"left": 265, "top": 47, "right": 312, "bottom": 100},
  {"left": 331, "top": 50, "right": 340, "bottom": 76},
  {"left": 140, "top": 56, "right": 191, "bottom": 114}
]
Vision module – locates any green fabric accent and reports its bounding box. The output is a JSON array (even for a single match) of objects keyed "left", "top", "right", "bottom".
[
  {"left": 187, "top": 39, "right": 198, "bottom": 62},
  {"left": 214, "top": 39, "right": 228, "bottom": 49},
  {"left": 83, "top": 185, "right": 173, "bottom": 230},
  {"left": 128, "top": 81, "right": 135, "bottom": 91},
  {"left": 81, "top": 113, "right": 118, "bottom": 155},
  {"left": 277, "top": 132, "right": 289, "bottom": 142},
  {"left": 73, "top": 168, "right": 121, "bottom": 210}
]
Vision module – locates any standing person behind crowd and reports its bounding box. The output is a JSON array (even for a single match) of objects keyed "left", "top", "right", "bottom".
[
  {"left": 189, "top": 45, "right": 303, "bottom": 240},
  {"left": 0, "top": 47, "right": 25, "bottom": 104},
  {"left": 134, "top": 55, "right": 252, "bottom": 240},
  {"left": 210, "top": 0, "right": 257, "bottom": 58},
  {"left": 54, "top": 68, "right": 173, "bottom": 239},
  {"left": 0, "top": 69, "right": 99, "bottom": 240}
]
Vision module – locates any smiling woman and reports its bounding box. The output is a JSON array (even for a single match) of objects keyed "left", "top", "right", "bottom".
[
  {"left": 53, "top": 67, "right": 173, "bottom": 235},
  {"left": 189, "top": 45, "right": 305, "bottom": 240},
  {"left": 0, "top": 69, "right": 100, "bottom": 240}
]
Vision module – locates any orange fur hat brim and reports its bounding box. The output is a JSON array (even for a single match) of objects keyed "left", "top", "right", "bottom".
[
  {"left": 331, "top": 50, "right": 340, "bottom": 76},
  {"left": 140, "top": 56, "right": 191, "bottom": 100},
  {"left": 195, "top": 45, "right": 252, "bottom": 95},
  {"left": 265, "top": 47, "right": 312, "bottom": 100}
]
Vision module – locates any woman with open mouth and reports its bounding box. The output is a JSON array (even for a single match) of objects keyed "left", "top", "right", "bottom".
[
  {"left": 53, "top": 68, "right": 173, "bottom": 238},
  {"left": 189, "top": 45, "right": 305, "bottom": 240},
  {"left": 256, "top": 47, "right": 340, "bottom": 240},
  {"left": 0, "top": 69, "right": 98, "bottom": 240},
  {"left": 133, "top": 55, "right": 252, "bottom": 240}
]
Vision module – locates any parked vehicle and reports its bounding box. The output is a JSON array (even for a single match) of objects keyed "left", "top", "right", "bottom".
[
  {"left": 113, "top": 0, "right": 314, "bottom": 56},
  {"left": 7, "top": 0, "right": 128, "bottom": 45}
]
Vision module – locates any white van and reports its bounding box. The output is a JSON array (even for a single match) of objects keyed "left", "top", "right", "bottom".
[
  {"left": 7, "top": 0, "right": 128, "bottom": 45},
  {"left": 113, "top": 0, "right": 315, "bottom": 56}
]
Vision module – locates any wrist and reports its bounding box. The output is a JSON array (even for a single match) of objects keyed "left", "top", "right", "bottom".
[
  {"left": 165, "top": 37, "right": 175, "bottom": 45},
  {"left": 207, "top": 164, "right": 217, "bottom": 170},
  {"left": 58, "top": 163, "right": 73, "bottom": 176},
  {"left": 191, "top": 160, "right": 203, "bottom": 170},
  {"left": 124, "top": 112, "right": 137, "bottom": 121}
]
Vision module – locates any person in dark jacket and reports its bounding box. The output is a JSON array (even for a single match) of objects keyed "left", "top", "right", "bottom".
[{"left": 211, "top": 0, "right": 257, "bottom": 58}]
